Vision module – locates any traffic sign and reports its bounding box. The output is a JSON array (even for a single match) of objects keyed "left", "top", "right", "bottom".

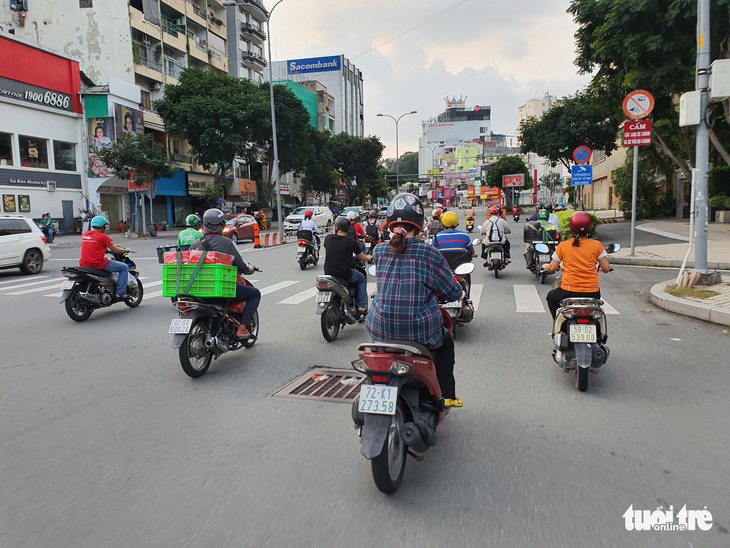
[
  {"left": 623, "top": 120, "right": 652, "bottom": 146},
  {"left": 622, "top": 90, "right": 655, "bottom": 120},
  {"left": 573, "top": 146, "right": 592, "bottom": 164},
  {"left": 571, "top": 164, "right": 593, "bottom": 186}
]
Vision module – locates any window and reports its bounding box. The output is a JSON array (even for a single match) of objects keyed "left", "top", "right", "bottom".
[
  {"left": 140, "top": 90, "right": 152, "bottom": 111},
  {"left": 19, "top": 135, "right": 49, "bottom": 169},
  {"left": 52, "top": 141, "right": 77, "bottom": 171},
  {"left": 0, "top": 132, "right": 12, "bottom": 166},
  {"left": 0, "top": 218, "right": 31, "bottom": 236},
  {"left": 80, "top": 0, "right": 92, "bottom": 7}
]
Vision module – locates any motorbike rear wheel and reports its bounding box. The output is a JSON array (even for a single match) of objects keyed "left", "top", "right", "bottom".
[
  {"left": 299, "top": 255, "right": 307, "bottom": 270},
  {"left": 65, "top": 286, "right": 93, "bottom": 322},
  {"left": 124, "top": 279, "right": 144, "bottom": 308},
  {"left": 494, "top": 263, "right": 500, "bottom": 278},
  {"left": 371, "top": 403, "right": 407, "bottom": 494},
  {"left": 180, "top": 319, "right": 213, "bottom": 378},
  {"left": 321, "top": 302, "right": 340, "bottom": 342},
  {"left": 576, "top": 367, "right": 589, "bottom": 391}
]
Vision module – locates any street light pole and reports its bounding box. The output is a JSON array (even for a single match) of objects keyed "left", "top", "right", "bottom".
[{"left": 378, "top": 111, "right": 417, "bottom": 192}]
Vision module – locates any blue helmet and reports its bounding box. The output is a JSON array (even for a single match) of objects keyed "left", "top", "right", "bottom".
[{"left": 91, "top": 215, "right": 109, "bottom": 228}]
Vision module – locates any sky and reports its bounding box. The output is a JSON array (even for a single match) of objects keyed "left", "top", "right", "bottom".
[{"left": 267, "top": 0, "right": 592, "bottom": 159}]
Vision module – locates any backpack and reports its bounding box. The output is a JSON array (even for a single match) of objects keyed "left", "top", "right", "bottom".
[
  {"left": 487, "top": 219, "right": 502, "bottom": 242},
  {"left": 365, "top": 220, "right": 379, "bottom": 239},
  {"left": 428, "top": 219, "right": 443, "bottom": 236}
]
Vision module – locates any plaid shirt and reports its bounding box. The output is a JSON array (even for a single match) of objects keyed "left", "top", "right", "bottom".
[{"left": 366, "top": 237, "right": 462, "bottom": 347}]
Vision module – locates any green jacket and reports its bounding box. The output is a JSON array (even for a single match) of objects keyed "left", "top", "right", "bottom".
[{"left": 177, "top": 228, "right": 203, "bottom": 246}]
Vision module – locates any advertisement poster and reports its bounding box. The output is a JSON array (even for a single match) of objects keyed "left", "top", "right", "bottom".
[
  {"left": 88, "top": 117, "right": 116, "bottom": 178},
  {"left": 18, "top": 195, "right": 30, "bottom": 212},
  {"left": 115, "top": 104, "right": 144, "bottom": 138},
  {"left": 3, "top": 194, "right": 16, "bottom": 212}
]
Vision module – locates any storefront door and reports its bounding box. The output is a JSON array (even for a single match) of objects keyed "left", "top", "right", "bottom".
[{"left": 62, "top": 200, "right": 74, "bottom": 234}]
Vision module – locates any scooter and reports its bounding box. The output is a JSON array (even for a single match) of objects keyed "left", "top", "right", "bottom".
[
  {"left": 512, "top": 208, "right": 520, "bottom": 222},
  {"left": 465, "top": 218, "right": 475, "bottom": 232},
  {"left": 475, "top": 236, "right": 507, "bottom": 278},
  {"left": 60, "top": 251, "right": 143, "bottom": 321},
  {"left": 296, "top": 230, "right": 319, "bottom": 270},
  {"left": 315, "top": 261, "right": 367, "bottom": 342},
  {"left": 437, "top": 253, "right": 475, "bottom": 339},
  {"left": 528, "top": 242, "right": 558, "bottom": 284},
  {"left": 170, "top": 269, "right": 261, "bottom": 378},
  {"left": 550, "top": 243, "right": 619, "bottom": 391}
]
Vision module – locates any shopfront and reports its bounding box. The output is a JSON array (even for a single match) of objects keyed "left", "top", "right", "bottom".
[{"left": 0, "top": 34, "right": 86, "bottom": 233}]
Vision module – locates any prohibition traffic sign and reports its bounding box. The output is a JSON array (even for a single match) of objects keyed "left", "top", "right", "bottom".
[
  {"left": 622, "top": 90, "right": 655, "bottom": 120},
  {"left": 573, "top": 146, "right": 592, "bottom": 164}
]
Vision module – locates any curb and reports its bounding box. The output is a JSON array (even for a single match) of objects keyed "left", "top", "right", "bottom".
[
  {"left": 611, "top": 257, "right": 730, "bottom": 270},
  {"left": 649, "top": 280, "right": 730, "bottom": 326}
]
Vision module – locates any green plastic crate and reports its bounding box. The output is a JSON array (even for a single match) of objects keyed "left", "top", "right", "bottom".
[{"left": 162, "top": 263, "right": 237, "bottom": 298}]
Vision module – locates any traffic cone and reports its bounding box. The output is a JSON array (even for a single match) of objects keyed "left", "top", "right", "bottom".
[{"left": 253, "top": 222, "right": 262, "bottom": 248}]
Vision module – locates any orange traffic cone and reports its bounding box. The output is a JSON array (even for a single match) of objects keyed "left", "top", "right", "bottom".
[{"left": 253, "top": 221, "right": 262, "bottom": 248}]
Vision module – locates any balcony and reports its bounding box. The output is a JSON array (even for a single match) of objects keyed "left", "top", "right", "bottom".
[
  {"left": 185, "top": 1, "right": 206, "bottom": 26},
  {"left": 164, "top": 56, "right": 187, "bottom": 80},
  {"left": 207, "top": 15, "right": 226, "bottom": 37},
  {"left": 161, "top": 0, "right": 186, "bottom": 14},
  {"left": 240, "top": 21, "right": 265, "bottom": 40},
  {"left": 208, "top": 48, "right": 228, "bottom": 72},
  {"left": 236, "top": 0, "right": 267, "bottom": 18},
  {"left": 162, "top": 16, "right": 186, "bottom": 38},
  {"left": 129, "top": 5, "right": 162, "bottom": 37},
  {"left": 187, "top": 31, "right": 208, "bottom": 61},
  {"left": 241, "top": 50, "right": 266, "bottom": 68}
]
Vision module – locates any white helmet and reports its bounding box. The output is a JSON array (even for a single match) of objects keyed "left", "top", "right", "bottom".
[{"left": 346, "top": 211, "right": 358, "bottom": 221}]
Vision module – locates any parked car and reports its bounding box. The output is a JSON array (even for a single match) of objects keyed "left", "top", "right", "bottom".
[
  {"left": 222, "top": 214, "right": 257, "bottom": 243},
  {"left": 0, "top": 215, "right": 51, "bottom": 275},
  {"left": 342, "top": 206, "right": 366, "bottom": 223},
  {"left": 283, "top": 206, "right": 334, "bottom": 232}
]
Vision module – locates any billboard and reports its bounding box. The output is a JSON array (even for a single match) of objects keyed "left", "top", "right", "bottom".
[
  {"left": 87, "top": 117, "right": 116, "bottom": 178},
  {"left": 114, "top": 104, "right": 144, "bottom": 139},
  {"left": 502, "top": 174, "right": 524, "bottom": 187},
  {"left": 287, "top": 55, "right": 341, "bottom": 75}
]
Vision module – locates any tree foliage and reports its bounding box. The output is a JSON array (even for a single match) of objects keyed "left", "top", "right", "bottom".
[
  {"left": 300, "top": 127, "right": 338, "bottom": 197},
  {"left": 612, "top": 149, "right": 673, "bottom": 218},
  {"left": 484, "top": 155, "right": 533, "bottom": 189},
  {"left": 397, "top": 151, "right": 419, "bottom": 181},
  {"left": 329, "top": 134, "right": 385, "bottom": 204}
]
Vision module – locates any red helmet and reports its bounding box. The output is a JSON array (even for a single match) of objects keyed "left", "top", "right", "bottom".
[
  {"left": 489, "top": 206, "right": 500, "bottom": 215},
  {"left": 568, "top": 211, "right": 593, "bottom": 236},
  {"left": 433, "top": 209, "right": 443, "bottom": 218},
  {"left": 304, "top": 209, "right": 313, "bottom": 218}
]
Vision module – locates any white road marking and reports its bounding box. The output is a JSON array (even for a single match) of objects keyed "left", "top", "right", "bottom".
[
  {"left": 471, "top": 284, "right": 483, "bottom": 311},
  {"left": 259, "top": 280, "right": 299, "bottom": 296},
  {"left": 277, "top": 287, "right": 317, "bottom": 305},
  {"left": 514, "top": 285, "right": 546, "bottom": 313},
  {"left": 44, "top": 292, "right": 63, "bottom": 298},
  {"left": 7, "top": 283, "right": 70, "bottom": 296},
  {"left": 143, "top": 280, "right": 163, "bottom": 288},
  {"left": 0, "top": 277, "right": 61, "bottom": 291},
  {"left": 601, "top": 300, "right": 620, "bottom": 315},
  {"left": 145, "top": 290, "right": 164, "bottom": 299},
  {"left": 0, "top": 275, "right": 50, "bottom": 286}
]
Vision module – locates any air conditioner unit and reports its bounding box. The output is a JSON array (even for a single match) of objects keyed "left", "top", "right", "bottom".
[
  {"left": 152, "top": 82, "right": 161, "bottom": 90},
  {"left": 47, "top": 181, "right": 56, "bottom": 191}
]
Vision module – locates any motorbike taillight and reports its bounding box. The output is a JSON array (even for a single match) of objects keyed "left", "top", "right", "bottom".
[
  {"left": 572, "top": 307, "right": 594, "bottom": 317},
  {"left": 317, "top": 279, "right": 332, "bottom": 290},
  {"left": 298, "top": 240, "right": 309, "bottom": 245},
  {"left": 175, "top": 299, "right": 194, "bottom": 315}
]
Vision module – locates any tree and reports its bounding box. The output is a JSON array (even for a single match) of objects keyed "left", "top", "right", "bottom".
[
  {"left": 397, "top": 151, "right": 419, "bottom": 181},
  {"left": 329, "top": 134, "right": 385, "bottom": 204},
  {"left": 154, "top": 67, "right": 265, "bottom": 185},
  {"left": 611, "top": 148, "right": 671, "bottom": 218},
  {"left": 300, "top": 127, "right": 338, "bottom": 197},
  {"left": 484, "top": 155, "right": 533, "bottom": 189}
]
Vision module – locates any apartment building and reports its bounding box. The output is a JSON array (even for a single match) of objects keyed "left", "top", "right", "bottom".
[{"left": 226, "top": 0, "right": 267, "bottom": 84}]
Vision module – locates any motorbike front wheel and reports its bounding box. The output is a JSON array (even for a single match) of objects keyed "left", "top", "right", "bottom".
[
  {"left": 65, "top": 286, "right": 93, "bottom": 322},
  {"left": 371, "top": 403, "right": 407, "bottom": 494},
  {"left": 321, "top": 302, "right": 340, "bottom": 342},
  {"left": 179, "top": 320, "right": 213, "bottom": 378},
  {"left": 540, "top": 271, "right": 547, "bottom": 284},
  {"left": 576, "top": 367, "right": 589, "bottom": 391},
  {"left": 124, "top": 279, "right": 144, "bottom": 308}
]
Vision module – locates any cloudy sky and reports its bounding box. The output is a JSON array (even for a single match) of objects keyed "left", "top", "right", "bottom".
[{"left": 268, "top": 0, "right": 592, "bottom": 159}]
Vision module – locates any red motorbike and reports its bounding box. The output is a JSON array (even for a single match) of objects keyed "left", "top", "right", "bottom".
[{"left": 351, "top": 310, "right": 454, "bottom": 494}]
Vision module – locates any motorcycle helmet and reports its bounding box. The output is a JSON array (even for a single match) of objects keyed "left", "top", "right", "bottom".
[
  {"left": 489, "top": 206, "right": 500, "bottom": 216},
  {"left": 545, "top": 204, "right": 553, "bottom": 213},
  {"left": 441, "top": 211, "right": 459, "bottom": 228},
  {"left": 202, "top": 208, "right": 225, "bottom": 233},
  {"left": 568, "top": 211, "right": 593, "bottom": 236},
  {"left": 537, "top": 209, "right": 550, "bottom": 221},
  {"left": 334, "top": 215, "right": 351, "bottom": 232},
  {"left": 186, "top": 214, "right": 201, "bottom": 228},
  {"left": 346, "top": 211, "right": 359, "bottom": 222},
  {"left": 432, "top": 209, "right": 443, "bottom": 218},
  {"left": 304, "top": 209, "right": 313, "bottom": 219},
  {"left": 91, "top": 215, "right": 109, "bottom": 228},
  {"left": 387, "top": 192, "right": 424, "bottom": 232},
  {"left": 368, "top": 210, "right": 378, "bottom": 219}
]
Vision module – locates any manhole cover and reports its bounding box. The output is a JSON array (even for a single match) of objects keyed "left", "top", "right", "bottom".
[{"left": 272, "top": 368, "right": 365, "bottom": 403}]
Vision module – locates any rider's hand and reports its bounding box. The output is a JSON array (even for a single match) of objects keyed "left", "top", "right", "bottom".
[{"left": 365, "top": 255, "right": 372, "bottom": 262}]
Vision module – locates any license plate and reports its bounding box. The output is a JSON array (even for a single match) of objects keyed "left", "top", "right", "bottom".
[
  {"left": 316, "top": 292, "right": 332, "bottom": 303},
  {"left": 491, "top": 251, "right": 502, "bottom": 261},
  {"left": 442, "top": 300, "right": 461, "bottom": 308},
  {"left": 358, "top": 385, "right": 398, "bottom": 415},
  {"left": 169, "top": 318, "right": 193, "bottom": 334},
  {"left": 60, "top": 279, "right": 75, "bottom": 290},
  {"left": 569, "top": 324, "right": 597, "bottom": 343},
  {"left": 298, "top": 246, "right": 306, "bottom": 252},
  {"left": 539, "top": 254, "right": 552, "bottom": 263}
]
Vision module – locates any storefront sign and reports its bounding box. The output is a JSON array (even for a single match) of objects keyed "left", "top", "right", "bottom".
[
  {"left": 0, "top": 168, "right": 81, "bottom": 189},
  {"left": 279, "top": 184, "right": 291, "bottom": 195},
  {"left": 287, "top": 55, "right": 341, "bottom": 74},
  {"left": 239, "top": 178, "right": 256, "bottom": 197},
  {"left": 0, "top": 75, "right": 73, "bottom": 112}
]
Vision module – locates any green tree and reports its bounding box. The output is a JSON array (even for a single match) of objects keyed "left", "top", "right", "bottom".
[
  {"left": 611, "top": 149, "right": 671, "bottom": 218},
  {"left": 154, "top": 67, "right": 265, "bottom": 184},
  {"left": 329, "top": 134, "right": 385, "bottom": 204},
  {"left": 484, "top": 155, "right": 533, "bottom": 189},
  {"left": 397, "top": 151, "right": 419, "bottom": 181},
  {"left": 300, "top": 127, "right": 338, "bottom": 197}
]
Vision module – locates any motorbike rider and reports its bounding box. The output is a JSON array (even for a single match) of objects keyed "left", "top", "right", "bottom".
[
  {"left": 480, "top": 206, "right": 512, "bottom": 263},
  {"left": 464, "top": 205, "right": 475, "bottom": 221},
  {"left": 544, "top": 204, "right": 560, "bottom": 228},
  {"left": 527, "top": 204, "right": 543, "bottom": 222},
  {"left": 363, "top": 210, "right": 382, "bottom": 244},
  {"left": 177, "top": 214, "right": 203, "bottom": 247},
  {"left": 433, "top": 210, "right": 475, "bottom": 296},
  {"left": 366, "top": 193, "right": 464, "bottom": 408},
  {"left": 426, "top": 208, "right": 444, "bottom": 237},
  {"left": 298, "top": 209, "right": 322, "bottom": 259},
  {"left": 542, "top": 211, "right": 610, "bottom": 319},
  {"left": 80, "top": 215, "right": 132, "bottom": 298},
  {"left": 524, "top": 208, "right": 558, "bottom": 267},
  {"left": 323, "top": 216, "right": 372, "bottom": 316},
  {"left": 345, "top": 210, "right": 366, "bottom": 253},
  {"left": 190, "top": 208, "right": 261, "bottom": 339}
]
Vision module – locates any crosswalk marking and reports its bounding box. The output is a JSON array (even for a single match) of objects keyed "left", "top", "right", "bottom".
[
  {"left": 0, "top": 275, "right": 50, "bottom": 286},
  {"left": 0, "top": 277, "right": 61, "bottom": 291},
  {"left": 471, "top": 284, "right": 483, "bottom": 311},
  {"left": 146, "top": 290, "right": 164, "bottom": 299},
  {"left": 260, "top": 280, "right": 299, "bottom": 296},
  {"left": 277, "top": 287, "right": 317, "bottom": 305},
  {"left": 7, "top": 283, "right": 69, "bottom": 296},
  {"left": 514, "top": 285, "right": 546, "bottom": 313},
  {"left": 144, "top": 280, "right": 163, "bottom": 288},
  {"left": 602, "top": 300, "right": 620, "bottom": 315}
]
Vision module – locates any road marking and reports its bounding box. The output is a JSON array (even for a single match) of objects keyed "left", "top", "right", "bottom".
[
  {"left": 259, "top": 280, "right": 299, "bottom": 296},
  {"left": 601, "top": 300, "right": 620, "bottom": 315},
  {"left": 7, "top": 283, "right": 70, "bottom": 296},
  {"left": 44, "top": 292, "right": 63, "bottom": 298},
  {"left": 143, "top": 280, "right": 163, "bottom": 288},
  {"left": 277, "top": 286, "right": 317, "bottom": 304},
  {"left": 514, "top": 285, "right": 546, "bottom": 313},
  {"left": 0, "top": 277, "right": 61, "bottom": 291},
  {"left": 0, "top": 275, "right": 50, "bottom": 286},
  {"left": 145, "top": 290, "right": 164, "bottom": 299},
  {"left": 471, "top": 284, "right": 483, "bottom": 311}
]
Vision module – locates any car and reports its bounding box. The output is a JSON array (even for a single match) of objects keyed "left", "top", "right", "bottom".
[
  {"left": 0, "top": 215, "right": 51, "bottom": 275},
  {"left": 222, "top": 214, "right": 257, "bottom": 243},
  {"left": 283, "top": 206, "right": 334, "bottom": 232},
  {"left": 378, "top": 206, "right": 389, "bottom": 219},
  {"left": 342, "top": 206, "right": 366, "bottom": 223},
  {"left": 459, "top": 201, "right": 468, "bottom": 209}
]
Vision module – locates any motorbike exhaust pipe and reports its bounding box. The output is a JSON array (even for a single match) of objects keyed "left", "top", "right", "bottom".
[{"left": 402, "top": 422, "right": 429, "bottom": 453}]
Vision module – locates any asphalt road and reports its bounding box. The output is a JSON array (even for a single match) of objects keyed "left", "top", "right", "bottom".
[{"left": 1, "top": 226, "right": 728, "bottom": 547}]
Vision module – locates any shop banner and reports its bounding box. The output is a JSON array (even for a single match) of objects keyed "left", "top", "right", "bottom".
[
  {"left": 88, "top": 117, "right": 116, "bottom": 178},
  {"left": 115, "top": 104, "right": 144, "bottom": 139}
]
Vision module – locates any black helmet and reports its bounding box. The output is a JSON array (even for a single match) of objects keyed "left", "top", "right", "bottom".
[
  {"left": 545, "top": 204, "right": 553, "bottom": 213},
  {"left": 368, "top": 210, "right": 377, "bottom": 219},
  {"left": 386, "top": 192, "right": 424, "bottom": 232},
  {"left": 202, "top": 208, "right": 225, "bottom": 233},
  {"left": 334, "top": 216, "right": 351, "bottom": 232}
]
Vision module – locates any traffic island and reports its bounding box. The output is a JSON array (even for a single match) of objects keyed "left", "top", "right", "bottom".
[{"left": 650, "top": 277, "right": 730, "bottom": 327}]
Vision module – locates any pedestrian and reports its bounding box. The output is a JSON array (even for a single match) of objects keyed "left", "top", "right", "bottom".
[{"left": 40, "top": 213, "right": 54, "bottom": 243}]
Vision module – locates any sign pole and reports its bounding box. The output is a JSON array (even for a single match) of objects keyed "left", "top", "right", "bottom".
[{"left": 630, "top": 145, "right": 638, "bottom": 255}]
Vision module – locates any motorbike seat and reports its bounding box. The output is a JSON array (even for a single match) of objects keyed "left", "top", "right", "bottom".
[
  {"left": 439, "top": 249, "right": 472, "bottom": 271},
  {"left": 358, "top": 340, "right": 433, "bottom": 361},
  {"left": 317, "top": 274, "right": 350, "bottom": 288},
  {"left": 559, "top": 297, "right": 604, "bottom": 308},
  {"left": 65, "top": 266, "right": 110, "bottom": 277}
]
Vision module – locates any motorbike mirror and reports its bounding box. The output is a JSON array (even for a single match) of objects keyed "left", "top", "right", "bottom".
[
  {"left": 605, "top": 243, "right": 621, "bottom": 253},
  {"left": 477, "top": 225, "right": 482, "bottom": 230},
  {"left": 472, "top": 238, "right": 482, "bottom": 245},
  {"left": 367, "top": 265, "right": 376, "bottom": 276},
  {"left": 534, "top": 243, "right": 550, "bottom": 253},
  {"left": 454, "top": 262, "right": 475, "bottom": 275}
]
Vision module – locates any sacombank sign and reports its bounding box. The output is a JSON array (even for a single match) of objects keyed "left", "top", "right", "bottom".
[{"left": 287, "top": 55, "right": 341, "bottom": 75}]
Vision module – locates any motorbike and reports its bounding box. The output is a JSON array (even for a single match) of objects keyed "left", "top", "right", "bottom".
[
  {"left": 465, "top": 218, "right": 475, "bottom": 232},
  {"left": 170, "top": 269, "right": 261, "bottom": 378},
  {"left": 363, "top": 236, "right": 380, "bottom": 260},
  {"left": 474, "top": 235, "right": 507, "bottom": 278},
  {"left": 60, "top": 251, "right": 143, "bottom": 321},
  {"left": 551, "top": 243, "right": 620, "bottom": 391},
  {"left": 528, "top": 242, "right": 558, "bottom": 284},
  {"left": 437, "top": 250, "right": 475, "bottom": 338},
  {"left": 316, "top": 261, "right": 367, "bottom": 342},
  {"left": 296, "top": 229, "right": 319, "bottom": 270},
  {"left": 513, "top": 213, "right": 520, "bottom": 222}
]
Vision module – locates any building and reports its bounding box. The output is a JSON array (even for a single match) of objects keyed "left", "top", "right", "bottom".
[
  {"left": 226, "top": 0, "right": 267, "bottom": 84},
  {"left": 299, "top": 81, "right": 336, "bottom": 134},
  {"left": 517, "top": 92, "right": 559, "bottom": 124},
  {"left": 271, "top": 55, "right": 364, "bottom": 138},
  {"left": 0, "top": 34, "right": 86, "bottom": 234}
]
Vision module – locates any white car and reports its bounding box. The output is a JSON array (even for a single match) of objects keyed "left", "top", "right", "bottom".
[
  {"left": 283, "top": 206, "right": 334, "bottom": 232},
  {"left": 0, "top": 215, "right": 51, "bottom": 275}
]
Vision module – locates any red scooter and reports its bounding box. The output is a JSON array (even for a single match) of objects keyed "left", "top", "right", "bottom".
[{"left": 351, "top": 311, "right": 454, "bottom": 494}]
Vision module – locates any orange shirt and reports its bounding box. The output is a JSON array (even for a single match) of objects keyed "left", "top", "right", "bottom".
[{"left": 554, "top": 238, "right": 606, "bottom": 293}]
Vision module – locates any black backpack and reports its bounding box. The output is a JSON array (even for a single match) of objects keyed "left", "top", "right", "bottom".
[{"left": 365, "top": 220, "right": 379, "bottom": 239}]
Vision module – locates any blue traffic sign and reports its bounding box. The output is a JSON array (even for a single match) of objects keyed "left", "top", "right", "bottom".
[
  {"left": 571, "top": 164, "right": 593, "bottom": 186},
  {"left": 573, "top": 146, "right": 592, "bottom": 164}
]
